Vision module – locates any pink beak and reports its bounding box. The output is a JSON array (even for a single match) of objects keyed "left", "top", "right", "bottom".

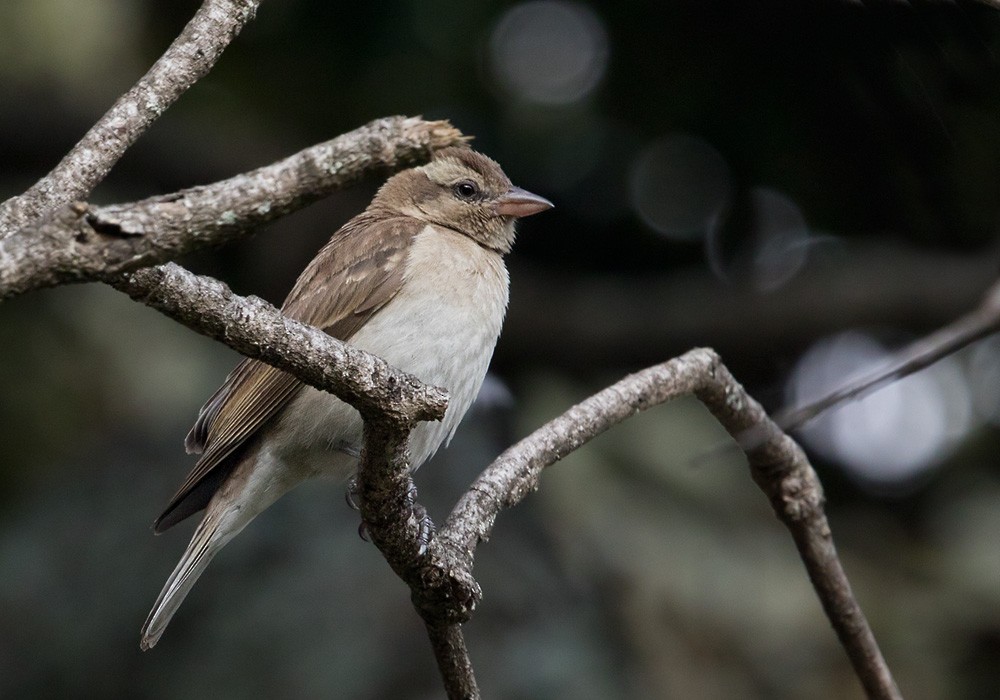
[{"left": 494, "top": 186, "right": 554, "bottom": 218}]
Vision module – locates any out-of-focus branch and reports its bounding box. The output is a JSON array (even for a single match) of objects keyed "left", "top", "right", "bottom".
[
  {"left": 500, "top": 244, "right": 998, "bottom": 370},
  {"left": 419, "top": 348, "right": 901, "bottom": 700},
  {"left": 0, "top": 117, "right": 468, "bottom": 300},
  {"left": 0, "top": 0, "right": 261, "bottom": 234},
  {"left": 776, "top": 276, "right": 1000, "bottom": 431}
]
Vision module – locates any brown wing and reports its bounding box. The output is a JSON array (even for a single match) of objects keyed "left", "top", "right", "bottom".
[{"left": 154, "top": 214, "right": 420, "bottom": 532}]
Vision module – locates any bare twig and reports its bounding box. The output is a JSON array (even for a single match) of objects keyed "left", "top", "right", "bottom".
[
  {"left": 692, "top": 352, "right": 901, "bottom": 700},
  {"left": 776, "top": 276, "right": 1000, "bottom": 432},
  {"left": 102, "top": 250, "right": 907, "bottom": 700},
  {"left": 0, "top": 0, "right": 261, "bottom": 234},
  {"left": 421, "top": 348, "right": 901, "bottom": 700},
  {"left": 0, "top": 117, "right": 468, "bottom": 300}
]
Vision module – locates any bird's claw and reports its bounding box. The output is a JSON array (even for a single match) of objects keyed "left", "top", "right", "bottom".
[
  {"left": 350, "top": 479, "right": 433, "bottom": 553},
  {"left": 345, "top": 477, "right": 361, "bottom": 511},
  {"left": 404, "top": 481, "right": 418, "bottom": 508},
  {"left": 410, "top": 503, "right": 435, "bottom": 556}
]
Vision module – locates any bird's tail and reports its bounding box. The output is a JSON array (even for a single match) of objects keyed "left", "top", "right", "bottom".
[{"left": 140, "top": 510, "right": 238, "bottom": 651}]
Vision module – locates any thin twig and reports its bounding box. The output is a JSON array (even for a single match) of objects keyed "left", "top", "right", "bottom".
[
  {"left": 694, "top": 353, "right": 901, "bottom": 700},
  {"left": 0, "top": 0, "right": 261, "bottom": 234},
  {"left": 501, "top": 244, "right": 997, "bottom": 370},
  {"left": 776, "top": 277, "right": 1000, "bottom": 432}
]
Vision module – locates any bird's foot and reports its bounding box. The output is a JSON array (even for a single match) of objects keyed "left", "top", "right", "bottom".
[
  {"left": 404, "top": 480, "right": 419, "bottom": 508},
  {"left": 345, "top": 476, "right": 361, "bottom": 511},
  {"left": 410, "top": 502, "right": 435, "bottom": 556},
  {"left": 347, "top": 477, "right": 371, "bottom": 540},
  {"left": 403, "top": 481, "right": 434, "bottom": 553},
  {"left": 348, "top": 479, "right": 433, "bottom": 553}
]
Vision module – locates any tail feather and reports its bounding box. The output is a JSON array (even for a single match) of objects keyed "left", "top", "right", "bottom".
[
  {"left": 140, "top": 515, "right": 232, "bottom": 651},
  {"left": 141, "top": 449, "right": 310, "bottom": 650}
]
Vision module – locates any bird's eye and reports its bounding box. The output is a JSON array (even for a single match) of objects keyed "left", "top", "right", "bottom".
[{"left": 453, "top": 181, "right": 479, "bottom": 200}]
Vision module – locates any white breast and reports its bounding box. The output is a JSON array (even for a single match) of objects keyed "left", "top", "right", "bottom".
[
  {"left": 273, "top": 224, "right": 510, "bottom": 476},
  {"left": 365, "top": 225, "right": 509, "bottom": 463}
]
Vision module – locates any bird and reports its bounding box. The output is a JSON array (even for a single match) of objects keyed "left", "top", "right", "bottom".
[{"left": 140, "top": 146, "right": 552, "bottom": 650}]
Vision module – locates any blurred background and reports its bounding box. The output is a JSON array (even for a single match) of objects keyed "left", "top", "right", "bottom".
[{"left": 2, "top": 0, "right": 1000, "bottom": 697}]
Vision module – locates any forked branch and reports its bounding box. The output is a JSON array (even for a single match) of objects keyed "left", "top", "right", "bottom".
[
  {"left": 417, "top": 348, "right": 902, "bottom": 700},
  {"left": 104, "top": 258, "right": 902, "bottom": 700}
]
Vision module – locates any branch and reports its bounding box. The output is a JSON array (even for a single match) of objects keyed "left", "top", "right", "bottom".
[
  {"left": 0, "top": 0, "right": 261, "bottom": 234},
  {"left": 0, "top": 116, "right": 468, "bottom": 300},
  {"left": 110, "top": 263, "right": 447, "bottom": 425},
  {"left": 500, "top": 243, "right": 998, "bottom": 371},
  {"left": 423, "top": 621, "right": 479, "bottom": 700},
  {"left": 776, "top": 276, "right": 1000, "bottom": 431},
  {"left": 0, "top": 0, "right": 903, "bottom": 690},
  {"left": 413, "top": 349, "right": 900, "bottom": 700}
]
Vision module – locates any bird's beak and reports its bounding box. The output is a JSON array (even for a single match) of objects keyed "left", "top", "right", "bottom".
[{"left": 494, "top": 187, "right": 554, "bottom": 218}]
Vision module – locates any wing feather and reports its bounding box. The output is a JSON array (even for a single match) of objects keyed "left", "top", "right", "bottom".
[{"left": 154, "top": 214, "right": 420, "bottom": 532}]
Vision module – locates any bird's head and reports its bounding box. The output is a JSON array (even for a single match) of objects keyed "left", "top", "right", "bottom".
[{"left": 374, "top": 147, "right": 553, "bottom": 254}]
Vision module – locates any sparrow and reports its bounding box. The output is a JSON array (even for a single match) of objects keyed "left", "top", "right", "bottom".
[{"left": 140, "top": 146, "right": 552, "bottom": 650}]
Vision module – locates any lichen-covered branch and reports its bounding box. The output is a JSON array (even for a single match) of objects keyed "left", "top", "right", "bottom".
[
  {"left": 0, "top": 117, "right": 468, "bottom": 300},
  {"left": 0, "top": 0, "right": 261, "bottom": 234},
  {"left": 419, "top": 348, "right": 901, "bottom": 700},
  {"left": 110, "top": 262, "right": 447, "bottom": 425}
]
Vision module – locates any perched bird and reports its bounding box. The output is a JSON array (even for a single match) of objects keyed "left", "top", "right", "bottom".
[{"left": 141, "top": 147, "right": 552, "bottom": 650}]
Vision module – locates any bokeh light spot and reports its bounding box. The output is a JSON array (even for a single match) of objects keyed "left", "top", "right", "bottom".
[
  {"left": 488, "top": 1, "right": 609, "bottom": 106},
  {"left": 965, "top": 335, "right": 1000, "bottom": 426},
  {"left": 706, "top": 187, "right": 811, "bottom": 292},
  {"left": 787, "top": 331, "right": 973, "bottom": 489},
  {"left": 629, "top": 134, "right": 732, "bottom": 241}
]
